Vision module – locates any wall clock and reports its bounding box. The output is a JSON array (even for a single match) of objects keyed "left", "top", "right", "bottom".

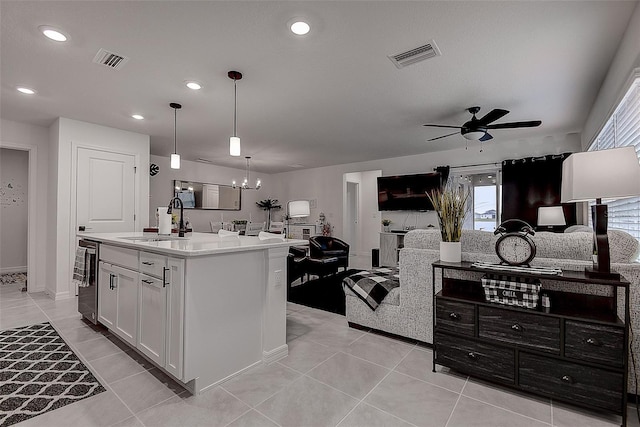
[
  {"left": 149, "top": 163, "right": 159, "bottom": 176},
  {"left": 493, "top": 219, "right": 536, "bottom": 266}
]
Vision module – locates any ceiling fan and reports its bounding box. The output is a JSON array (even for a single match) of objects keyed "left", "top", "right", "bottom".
[{"left": 423, "top": 106, "right": 542, "bottom": 142}]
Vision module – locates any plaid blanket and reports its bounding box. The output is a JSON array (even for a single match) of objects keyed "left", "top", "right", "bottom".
[{"left": 343, "top": 267, "right": 400, "bottom": 311}]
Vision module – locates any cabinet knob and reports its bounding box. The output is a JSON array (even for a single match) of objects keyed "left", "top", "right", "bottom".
[
  {"left": 467, "top": 352, "right": 477, "bottom": 360},
  {"left": 511, "top": 323, "right": 522, "bottom": 332},
  {"left": 561, "top": 375, "right": 574, "bottom": 384},
  {"left": 585, "top": 337, "right": 601, "bottom": 346},
  {"left": 449, "top": 312, "right": 459, "bottom": 321}
]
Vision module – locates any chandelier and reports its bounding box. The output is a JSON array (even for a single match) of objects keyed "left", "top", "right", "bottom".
[{"left": 233, "top": 156, "right": 261, "bottom": 190}]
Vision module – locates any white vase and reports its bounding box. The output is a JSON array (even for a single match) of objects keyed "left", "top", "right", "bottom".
[{"left": 440, "top": 241, "right": 462, "bottom": 263}]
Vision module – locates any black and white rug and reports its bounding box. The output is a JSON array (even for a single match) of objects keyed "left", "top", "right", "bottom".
[
  {"left": 0, "top": 273, "right": 26, "bottom": 286},
  {"left": 0, "top": 323, "right": 106, "bottom": 427}
]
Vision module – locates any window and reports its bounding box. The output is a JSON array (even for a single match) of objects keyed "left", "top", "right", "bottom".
[
  {"left": 588, "top": 74, "right": 640, "bottom": 252},
  {"left": 454, "top": 170, "right": 501, "bottom": 232}
]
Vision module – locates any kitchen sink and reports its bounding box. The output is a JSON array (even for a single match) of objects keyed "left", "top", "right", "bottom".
[{"left": 118, "top": 236, "right": 190, "bottom": 242}]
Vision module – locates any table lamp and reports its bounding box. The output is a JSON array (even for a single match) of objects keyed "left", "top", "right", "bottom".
[
  {"left": 537, "top": 206, "right": 566, "bottom": 231},
  {"left": 561, "top": 146, "right": 640, "bottom": 279},
  {"left": 286, "top": 200, "right": 310, "bottom": 237}
]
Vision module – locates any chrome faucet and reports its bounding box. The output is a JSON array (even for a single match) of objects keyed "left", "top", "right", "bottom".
[{"left": 167, "top": 197, "right": 185, "bottom": 237}]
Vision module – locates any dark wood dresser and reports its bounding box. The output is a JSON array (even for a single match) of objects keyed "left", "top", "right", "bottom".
[{"left": 432, "top": 261, "right": 630, "bottom": 426}]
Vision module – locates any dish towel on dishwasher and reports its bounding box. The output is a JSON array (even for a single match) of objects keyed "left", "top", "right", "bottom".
[{"left": 72, "top": 247, "right": 89, "bottom": 288}]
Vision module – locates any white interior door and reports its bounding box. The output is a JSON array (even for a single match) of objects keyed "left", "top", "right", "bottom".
[
  {"left": 77, "top": 148, "right": 136, "bottom": 233},
  {"left": 346, "top": 181, "right": 359, "bottom": 253}
]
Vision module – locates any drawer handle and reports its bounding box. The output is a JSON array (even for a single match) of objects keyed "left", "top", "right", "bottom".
[
  {"left": 561, "top": 375, "right": 574, "bottom": 384},
  {"left": 467, "top": 352, "right": 477, "bottom": 360},
  {"left": 141, "top": 279, "right": 154, "bottom": 285},
  {"left": 449, "top": 312, "right": 459, "bottom": 321},
  {"left": 511, "top": 323, "right": 522, "bottom": 332},
  {"left": 585, "top": 337, "right": 601, "bottom": 346},
  {"left": 163, "top": 267, "right": 169, "bottom": 288},
  {"left": 141, "top": 261, "right": 154, "bottom": 266}
]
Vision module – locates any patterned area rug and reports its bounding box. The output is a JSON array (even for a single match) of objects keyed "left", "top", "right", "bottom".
[
  {"left": 0, "top": 323, "right": 106, "bottom": 427},
  {"left": 0, "top": 273, "right": 26, "bottom": 286}
]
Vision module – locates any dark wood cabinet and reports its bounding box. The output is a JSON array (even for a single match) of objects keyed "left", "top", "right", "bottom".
[{"left": 432, "top": 261, "right": 630, "bottom": 426}]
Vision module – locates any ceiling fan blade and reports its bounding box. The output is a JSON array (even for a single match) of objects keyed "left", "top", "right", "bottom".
[
  {"left": 477, "top": 109, "right": 509, "bottom": 126},
  {"left": 427, "top": 131, "right": 459, "bottom": 141},
  {"left": 479, "top": 132, "right": 493, "bottom": 142},
  {"left": 423, "top": 124, "right": 463, "bottom": 129},
  {"left": 487, "top": 120, "right": 542, "bottom": 129}
]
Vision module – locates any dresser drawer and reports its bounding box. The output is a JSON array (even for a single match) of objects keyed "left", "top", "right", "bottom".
[
  {"left": 436, "top": 298, "right": 475, "bottom": 337},
  {"left": 565, "top": 321, "right": 624, "bottom": 367},
  {"left": 479, "top": 306, "right": 560, "bottom": 353},
  {"left": 519, "top": 352, "right": 623, "bottom": 413},
  {"left": 139, "top": 251, "right": 168, "bottom": 279},
  {"left": 100, "top": 244, "right": 138, "bottom": 270},
  {"left": 435, "top": 332, "right": 514, "bottom": 384}
]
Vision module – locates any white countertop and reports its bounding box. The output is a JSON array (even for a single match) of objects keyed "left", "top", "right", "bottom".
[{"left": 78, "top": 232, "right": 307, "bottom": 257}]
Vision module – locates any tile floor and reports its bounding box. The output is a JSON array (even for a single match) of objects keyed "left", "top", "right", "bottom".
[{"left": 1, "top": 280, "right": 638, "bottom": 427}]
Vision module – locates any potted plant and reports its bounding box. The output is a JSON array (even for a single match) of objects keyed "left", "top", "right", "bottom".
[
  {"left": 256, "top": 199, "right": 282, "bottom": 229},
  {"left": 427, "top": 184, "right": 470, "bottom": 262},
  {"left": 381, "top": 219, "right": 392, "bottom": 232}
]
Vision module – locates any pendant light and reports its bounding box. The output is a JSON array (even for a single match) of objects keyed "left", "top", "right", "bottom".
[
  {"left": 170, "top": 102, "right": 182, "bottom": 169},
  {"left": 232, "top": 156, "right": 261, "bottom": 190},
  {"left": 228, "top": 71, "right": 242, "bottom": 157}
]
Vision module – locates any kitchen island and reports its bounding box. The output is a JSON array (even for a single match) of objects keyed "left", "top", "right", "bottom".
[{"left": 78, "top": 231, "right": 306, "bottom": 394}]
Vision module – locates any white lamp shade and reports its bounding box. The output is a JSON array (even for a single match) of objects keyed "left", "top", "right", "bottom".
[
  {"left": 463, "top": 131, "right": 485, "bottom": 141},
  {"left": 289, "top": 200, "right": 310, "bottom": 217},
  {"left": 561, "top": 146, "right": 640, "bottom": 202},
  {"left": 537, "top": 206, "right": 566, "bottom": 226},
  {"left": 230, "top": 136, "right": 241, "bottom": 156},
  {"left": 170, "top": 153, "right": 180, "bottom": 169}
]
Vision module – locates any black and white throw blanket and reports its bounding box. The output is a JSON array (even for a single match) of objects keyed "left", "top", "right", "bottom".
[
  {"left": 0, "top": 323, "right": 106, "bottom": 426},
  {"left": 343, "top": 267, "right": 400, "bottom": 310}
]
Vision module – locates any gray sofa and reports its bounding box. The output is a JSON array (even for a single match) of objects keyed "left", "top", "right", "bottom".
[{"left": 344, "top": 228, "right": 640, "bottom": 391}]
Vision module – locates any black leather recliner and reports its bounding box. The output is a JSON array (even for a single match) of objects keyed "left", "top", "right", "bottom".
[
  {"left": 287, "top": 246, "right": 308, "bottom": 296},
  {"left": 308, "top": 236, "right": 350, "bottom": 271}
]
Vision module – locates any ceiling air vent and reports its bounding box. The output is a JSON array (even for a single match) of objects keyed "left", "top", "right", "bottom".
[
  {"left": 388, "top": 40, "right": 441, "bottom": 69},
  {"left": 92, "top": 48, "right": 129, "bottom": 70}
]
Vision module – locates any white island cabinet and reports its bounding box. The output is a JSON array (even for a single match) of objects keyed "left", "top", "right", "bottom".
[{"left": 82, "top": 231, "right": 305, "bottom": 395}]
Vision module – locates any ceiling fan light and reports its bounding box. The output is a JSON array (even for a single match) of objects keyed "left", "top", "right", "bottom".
[
  {"left": 463, "top": 130, "right": 485, "bottom": 141},
  {"left": 230, "top": 136, "right": 241, "bottom": 156}
]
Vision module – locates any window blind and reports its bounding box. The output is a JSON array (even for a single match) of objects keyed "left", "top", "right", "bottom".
[{"left": 588, "top": 77, "right": 640, "bottom": 258}]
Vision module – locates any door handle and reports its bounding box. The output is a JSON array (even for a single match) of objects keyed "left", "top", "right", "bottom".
[{"left": 162, "top": 267, "right": 169, "bottom": 287}]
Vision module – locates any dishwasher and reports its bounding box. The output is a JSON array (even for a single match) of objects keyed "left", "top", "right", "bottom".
[{"left": 77, "top": 239, "right": 99, "bottom": 324}]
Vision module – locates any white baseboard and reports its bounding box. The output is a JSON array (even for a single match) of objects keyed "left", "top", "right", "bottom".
[
  {"left": 0, "top": 266, "right": 27, "bottom": 274},
  {"left": 263, "top": 344, "right": 288, "bottom": 364},
  {"left": 52, "top": 291, "right": 72, "bottom": 301}
]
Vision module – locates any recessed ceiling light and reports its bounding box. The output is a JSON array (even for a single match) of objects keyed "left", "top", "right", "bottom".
[
  {"left": 185, "top": 81, "right": 202, "bottom": 90},
  {"left": 290, "top": 21, "right": 310, "bottom": 36},
  {"left": 16, "top": 87, "right": 36, "bottom": 95},
  {"left": 131, "top": 114, "right": 144, "bottom": 120},
  {"left": 38, "top": 26, "right": 68, "bottom": 42}
]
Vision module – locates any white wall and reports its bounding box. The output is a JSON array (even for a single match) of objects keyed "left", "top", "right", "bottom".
[
  {"left": 0, "top": 119, "right": 49, "bottom": 291},
  {"left": 0, "top": 148, "right": 29, "bottom": 272},
  {"left": 273, "top": 133, "right": 581, "bottom": 258},
  {"left": 583, "top": 2, "right": 640, "bottom": 149},
  {"left": 149, "top": 155, "right": 277, "bottom": 232},
  {"left": 50, "top": 118, "right": 150, "bottom": 299}
]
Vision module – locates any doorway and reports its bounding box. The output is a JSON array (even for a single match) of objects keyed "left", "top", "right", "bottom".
[
  {"left": 345, "top": 181, "right": 359, "bottom": 254},
  {"left": 343, "top": 170, "right": 382, "bottom": 268},
  {"left": 0, "top": 148, "right": 29, "bottom": 292}
]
